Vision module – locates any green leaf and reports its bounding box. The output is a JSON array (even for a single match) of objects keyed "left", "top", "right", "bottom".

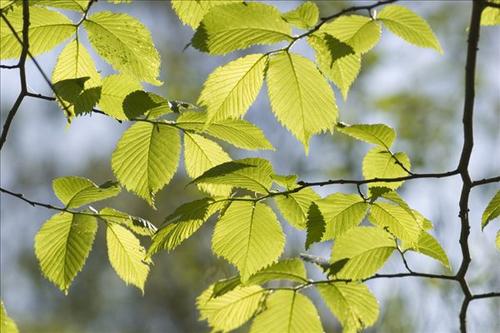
[
  {"left": 282, "top": 1, "right": 319, "bottom": 29},
  {"left": 197, "top": 285, "right": 264, "bottom": 332},
  {"left": 52, "top": 176, "right": 120, "bottom": 208},
  {"left": 496, "top": 230, "right": 500, "bottom": 251},
  {"left": 31, "top": 0, "right": 89, "bottom": 11},
  {"left": 213, "top": 276, "right": 242, "bottom": 298},
  {"left": 331, "top": 226, "right": 395, "bottom": 280},
  {"left": 369, "top": 202, "right": 423, "bottom": 243},
  {"left": 171, "top": 0, "right": 238, "bottom": 29},
  {"left": 337, "top": 123, "right": 396, "bottom": 149},
  {"left": 148, "top": 198, "right": 223, "bottom": 256},
  {"left": 84, "top": 11, "right": 162, "bottom": 85},
  {"left": 362, "top": 147, "right": 411, "bottom": 190},
  {"left": 99, "top": 207, "right": 157, "bottom": 237},
  {"left": 52, "top": 39, "right": 101, "bottom": 115},
  {"left": 1, "top": 301, "right": 19, "bottom": 333},
  {"left": 111, "top": 122, "right": 180, "bottom": 206},
  {"left": 305, "top": 203, "right": 326, "bottom": 250},
  {"left": 99, "top": 74, "right": 142, "bottom": 120},
  {"left": 250, "top": 290, "right": 323, "bottom": 333},
  {"left": 402, "top": 231, "right": 450, "bottom": 269},
  {"left": 106, "top": 223, "right": 150, "bottom": 292},
  {"left": 378, "top": 5, "right": 443, "bottom": 53},
  {"left": 192, "top": 158, "right": 274, "bottom": 194},
  {"left": 481, "top": 4, "right": 500, "bottom": 26},
  {"left": 247, "top": 258, "right": 308, "bottom": 285},
  {"left": 308, "top": 33, "right": 361, "bottom": 99},
  {"left": 176, "top": 111, "right": 274, "bottom": 150},
  {"left": 317, "top": 282, "right": 379, "bottom": 333},
  {"left": 317, "top": 193, "right": 369, "bottom": 239},
  {"left": 482, "top": 190, "right": 500, "bottom": 229},
  {"left": 192, "top": 2, "right": 292, "bottom": 55},
  {"left": 184, "top": 133, "right": 232, "bottom": 196},
  {"left": 35, "top": 212, "right": 97, "bottom": 293},
  {"left": 122, "top": 90, "right": 169, "bottom": 119},
  {"left": 274, "top": 188, "right": 320, "bottom": 229},
  {"left": 321, "top": 15, "right": 381, "bottom": 54},
  {"left": 198, "top": 54, "right": 267, "bottom": 124},
  {"left": 267, "top": 52, "right": 338, "bottom": 152},
  {"left": 212, "top": 201, "right": 285, "bottom": 281},
  {"left": 271, "top": 174, "right": 299, "bottom": 189},
  {"left": 1, "top": 5, "right": 75, "bottom": 59}
]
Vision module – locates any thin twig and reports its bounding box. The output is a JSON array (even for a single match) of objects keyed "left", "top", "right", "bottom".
[
  {"left": 471, "top": 176, "right": 500, "bottom": 187},
  {"left": 470, "top": 292, "right": 500, "bottom": 300}
]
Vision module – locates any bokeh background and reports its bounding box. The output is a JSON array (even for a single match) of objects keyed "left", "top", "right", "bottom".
[{"left": 1, "top": 1, "right": 499, "bottom": 332}]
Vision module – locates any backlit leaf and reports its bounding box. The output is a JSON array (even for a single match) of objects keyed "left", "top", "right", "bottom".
[
  {"left": 282, "top": 1, "right": 319, "bottom": 29},
  {"left": 99, "top": 74, "right": 142, "bottom": 120},
  {"left": 321, "top": 15, "right": 381, "bottom": 53},
  {"left": 31, "top": 0, "right": 89, "bottom": 11},
  {"left": 198, "top": 54, "right": 267, "bottom": 123},
  {"left": 212, "top": 201, "right": 285, "bottom": 281},
  {"left": 99, "top": 207, "right": 157, "bottom": 237},
  {"left": 267, "top": 52, "right": 338, "bottom": 152},
  {"left": 402, "top": 231, "right": 450, "bottom": 269},
  {"left": 481, "top": 4, "right": 500, "bottom": 26},
  {"left": 192, "top": 2, "right": 292, "bottom": 55},
  {"left": 84, "top": 11, "right": 162, "bottom": 85},
  {"left": 331, "top": 226, "right": 395, "bottom": 280},
  {"left": 274, "top": 188, "right": 320, "bottom": 229},
  {"left": 317, "top": 193, "right": 369, "bottom": 239},
  {"left": 111, "top": 122, "right": 180, "bottom": 206},
  {"left": 250, "top": 290, "right": 323, "bottom": 333},
  {"left": 197, "top": 285, "right": 264, "bottom": 332},
  {"left": 317, "top": 282, "right": 379, "bottom": 333},
  {"left": 378, "top": 5, "right": 443, "bottom": 53},
  {"left": 247, "top": 258, "right": 308, "bottom": 285},
  {"left": 337, "top": 123, "right": 396, "bottom": 149},
  {"left": 176, "top": 111, "right": 273, "bottom": 150},
  {"left": 369, "top": 202, "right": 423, "bottom": 243},
  {"left": 192, "top": 158, "right": 274, "bottom": 194},
  {"left": 305, "top": 202, "right": 325, "bottom": 250},
  {"left": 1, "top": 5, "right": 75, "bottom": 59},
  {"left": 52, "top": 176, "right": 120, "bottom": 209},
  {"left": 171, "top": 0, "right": 237, "bottom": 29},
  {"left": 35, "top": 212, "right": 97, "bottom": 293},
  {"left": 1, "top": 301, "right": 19, "bottom": 333},
  {"left": 482, "top": 190, "right": 500, "bottom": 229},
  {"left": 106, "top": 223, "right": 150, "bottom": 292},
  {"left": 362, "top": 147, "right": 411, "bottom": 190}
]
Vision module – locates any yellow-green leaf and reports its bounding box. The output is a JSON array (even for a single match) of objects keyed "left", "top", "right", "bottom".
[
  {"left": 267, "top": 52, "right": 338, "bottom": 152},
  {"left": 250, "top": 290, "right": 323, "bottom": 333},
  {"left": 184, "top": 133, "right": 232, "bottom": 196},
  {"left": 171, "top": 0, "right": 238, "bottom": 29},
  {"left": 192, "top": 158, "right": 274, "bottom": 195},
  {"left": 331, "top": 226, "right": 395, "bottom": 280},
  {"left": 481, "top": 4, "right": 500, "bottom": 26},
  {"left": 274, "top": 188, "right": 320, "bottom": 229},
  {"left": 111, "top": 122, "right": 180, "bottom": 206},
  {"left": 317, "top": 193, "right": 369, "bottom": 239},
  {"left": 362, "top": 147, "right": 411, "bottom": 190},
  {"left": 197, "top": 285, "right": 264, "bottom": 332},
  {"left": 106, "top": 223, "right": 150, "bottom": 292},
  {"left": 378, "top": 5, "right": 443, "bottom": 53},
  {"left": 98, "top": 74, "right": 142, "bottom": 120},
  {"left": 35, "top": 212, "right": 97, "bottom": 293},
  {"left": 496, "top": 230, "right": 500, "bottom": 250},
  {"left": 247, "top": 258, "right": 308, "bottom": 285},
  {"left": 99, "top": 207, "right": 157, "bottom": 237},
  {"left": 317, "top": 282, "right": 379, "bottom": 333},
  {"left": 1, "top": 301, "right": 19, "bottom": 333},
  {"left": 198, "top": 54, "right": 267, "bottom": 124},
  {"left": 282, "top": 1, "right": 319, "bottom": 29},
  {"left": 192, "top": 2, "right": 292, "bottom": 55},
  {"left": 321, "top": 15, "right": 381, "bottom": 53},
  {"left": 31, "top": 0, "right": 89, "bottom": 11},
  {"left": 212, "top": 201, "right": 285, "bottom": 281},
  {"left": 308, "top": 33, "right": 361, "bottom": 99},
  {"left": 337, "top": 123, "right": 396, "bottom": 149},
  {"left": 482, "top": 190, "right": 500, "bottom": 229},
  {"left": 402, "top": 231, "right": 450, "bottom": 269},
  {"left": 52, "top": 176, "right": 120, "bottom": 209},
  {"left": 369, "top": 202, "right": 423, "bottom": 243},
  {"left": 84, "top": 11, "right": 162, "bottom": 85},
  {"left": 1, "top": 5, "right": 75, "bottom": 59},
  {"left": 176, "top": 111, "right": 274, "bottom": 150}
]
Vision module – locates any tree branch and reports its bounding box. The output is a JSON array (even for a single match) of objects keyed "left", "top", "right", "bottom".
[
  {"left": 456, "top": 1, "right": 485, "bottom": 332},
  {"left": 0, "top": 0, "right": 29, "bottom": 150},
  {"left": 471, "top": 176, "right": 500, "bottom": 187},
  {"left": 485, "top": 1, "right": 500, "bottom": 8},
  {"left": 470, "top": 292, "right": 500, "bottom": 300}
]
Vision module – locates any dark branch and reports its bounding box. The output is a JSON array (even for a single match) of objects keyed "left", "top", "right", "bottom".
[
  {"left": 0, "top": 0, "right": 29, "bottom": 150},
  {"left": 471, "top": 176, "right": 500, "bottom": 187},
  {"left": 0, "top": 64, "right": 19, "bottom": 69},
  {"left": 470, "top": 292, "right": 500, "bottom": 300},
  {"left": 456, "top": 1, "right": 485, "bottom": 332},
  {"left": 485, "top": 1, "right": 500, "bottom": 9}
]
